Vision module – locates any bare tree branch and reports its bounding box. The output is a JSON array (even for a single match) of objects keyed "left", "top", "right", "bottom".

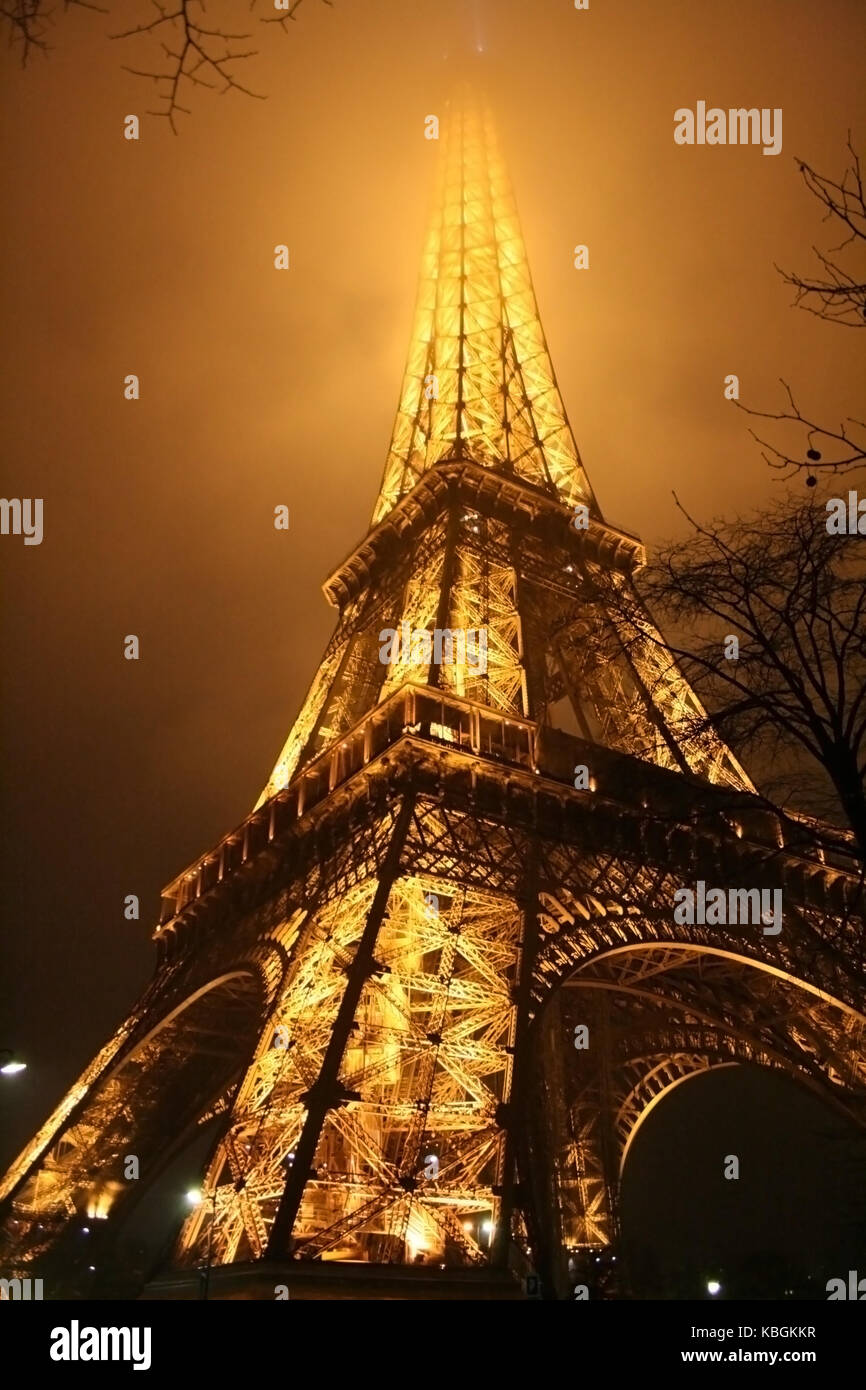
[
  {"left": 262, "top": 0, "right": 333, "bottom": 34},
  {"left": 585, "top": 493, "right": 866, "bottom": 889},
  {"left": 735, "top": 379, "right": 866, "bottom": 479},
  {"left": 1, "top": 0, "right": 105, "bottom": 66},
  {"left": 778, "top": 135, "right": 866, "bottom": 327},
  {"left": 738, "top": 136, "right": 866, "bottom": 480},
  {"left": 112, "top": 2, "right": 266, "bottom": 133},
  {"left": 2, "top": 0, "right": 332, "bottom": 127}
]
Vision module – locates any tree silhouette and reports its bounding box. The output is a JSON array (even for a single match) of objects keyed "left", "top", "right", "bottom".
[
  {"left": 1, "top": 0, "right": 333, "bottom": 132},
  {"left": 590, "top": 493, "right": 866, "bottom": 888},
  {"left": 737, "top": 136, "right": 866, "bottom": 479}
]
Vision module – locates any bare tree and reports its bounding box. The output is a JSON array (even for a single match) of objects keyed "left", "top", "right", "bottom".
[
  {"left": 595, "top": 495, "right": 866, "bottom": 878},
  {"left": 1, "top": 0, "right": 332, "bottom": 132},
  {"left": 779, "top": 138, "right": 866, "bottom": 329},
  {"left": 737, "top": 136, "right": 866, "bottom": 479}
]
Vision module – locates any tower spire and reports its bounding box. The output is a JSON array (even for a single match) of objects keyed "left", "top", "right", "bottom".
[{"left": 372, "top": 93, "right": 600, "bottom": 525}]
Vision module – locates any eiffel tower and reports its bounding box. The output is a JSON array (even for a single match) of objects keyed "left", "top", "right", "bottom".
[{"left": 2, "top": 96, "right": 865, "bottom": 1302}]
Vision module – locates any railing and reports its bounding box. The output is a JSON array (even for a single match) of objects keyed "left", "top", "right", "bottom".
[
  {"left": 157, "top": 685, "right": 860, "bottom": 930},
  {"left": 158, "top": 685, "right": 536, "bottom": 926}
]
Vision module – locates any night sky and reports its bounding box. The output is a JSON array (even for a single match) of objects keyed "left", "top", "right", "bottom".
[{"left": 2, "top": 0, "right": 865, "bottom": 1284}]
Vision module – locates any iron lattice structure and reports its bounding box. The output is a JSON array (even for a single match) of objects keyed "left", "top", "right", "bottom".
[{"left": 2, "top": 97, "right": 865, "bottom": 1299}]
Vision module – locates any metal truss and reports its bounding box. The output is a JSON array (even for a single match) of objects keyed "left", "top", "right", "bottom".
[
  {"left": 2, "top": 95, "right": 865, "bottom": 1299},
  {"left": 2, "top": 739, "right": 864, "bottom": 1286},
  {"left": 171, "top": 854, "right": 521, "bottom": 1268},
  {"left": 533, "top": 911, "right": 866, "bottom": 1281},
  {"left": 372, "top": 101, "right": 599, "bottom": 526}
]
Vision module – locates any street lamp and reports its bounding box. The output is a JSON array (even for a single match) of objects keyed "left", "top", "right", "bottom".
[
  {"left": 0, "top": 1050, "right": 26, "bottom": 1076},
  {"left": 707, "top": 1279, "right": 722, "bottom": 1296}
]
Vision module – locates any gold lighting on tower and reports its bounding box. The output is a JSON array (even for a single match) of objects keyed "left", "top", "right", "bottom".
[{"left": 2, "top": 92, "right": 863, "bottom": 1303}]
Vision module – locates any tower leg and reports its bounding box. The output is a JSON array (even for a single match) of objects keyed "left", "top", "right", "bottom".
[
  {"left": 525, "top": 988, "right": 621, "bottom": 1297},
  {"left": 266, "top": 793, "right": 415, "bottom": 1258},
  {"left": 491, "top": 850, "right": 539, "bottom": 1274}
]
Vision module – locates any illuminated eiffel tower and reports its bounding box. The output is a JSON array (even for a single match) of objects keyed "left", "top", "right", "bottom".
[{"left": 3, "top": 96, "right": 865, "bottom": 1301}]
